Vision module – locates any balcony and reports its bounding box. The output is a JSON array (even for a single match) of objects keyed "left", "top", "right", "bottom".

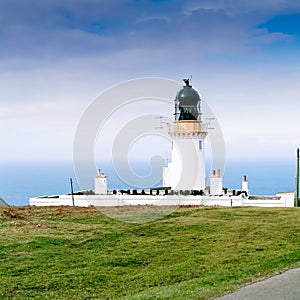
[{"left": 169, "top": 120, "right": 208, "bottom": 135}]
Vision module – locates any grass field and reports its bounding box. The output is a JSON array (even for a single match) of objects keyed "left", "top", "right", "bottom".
[{"left": 0, "top": 205, "right": 299, "bottom": 299}]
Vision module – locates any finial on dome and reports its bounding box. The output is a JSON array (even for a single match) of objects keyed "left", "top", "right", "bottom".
[{"left": 183, "top": 78, "right": 191, "bottom": 87}]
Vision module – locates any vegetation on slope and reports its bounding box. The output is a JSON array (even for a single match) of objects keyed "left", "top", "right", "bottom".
[{"left": 0, "top": 206, "right": 299, "bottom": 299}]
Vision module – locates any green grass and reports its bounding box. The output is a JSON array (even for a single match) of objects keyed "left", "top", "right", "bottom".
[{"left": 0, "top": 206, "right": 299, "bottom": 299}]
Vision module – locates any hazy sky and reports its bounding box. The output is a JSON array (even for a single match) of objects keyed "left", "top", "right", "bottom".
[{"left": 1, "top": 0, "right": 300, "bottom": 163}]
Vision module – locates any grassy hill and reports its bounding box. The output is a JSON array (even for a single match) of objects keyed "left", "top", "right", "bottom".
[{"left": 0, "top": 206, "right": 299, "bottom": 299}]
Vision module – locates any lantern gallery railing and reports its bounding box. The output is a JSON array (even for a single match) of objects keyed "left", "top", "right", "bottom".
[{"left": 168, "top": 120, "right": 208, "bottom": 135}]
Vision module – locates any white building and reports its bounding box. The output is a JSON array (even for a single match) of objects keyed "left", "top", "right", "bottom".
[
  {"left": 163, "top": 79, "right": 207, "bottom": 190},
  {"left": 29, "top": 79, "right": 295, "bottom": 208}
]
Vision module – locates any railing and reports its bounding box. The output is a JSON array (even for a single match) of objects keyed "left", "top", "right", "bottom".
[{"left": 169, "top": 121, "right": 208, "bottom": 134}]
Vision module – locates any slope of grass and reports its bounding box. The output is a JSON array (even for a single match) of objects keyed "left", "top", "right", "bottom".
[{"left": 0, "top": 206, "right": 299, "bottom": 299}]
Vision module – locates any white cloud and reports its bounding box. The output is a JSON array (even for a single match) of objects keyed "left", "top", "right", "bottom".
[
  {"left": 184, "top": 0, "right": 300, "bottom": 16},
  {"left": 252, "top": 28, "right": 294, "bottom": 44},
  {"left": 0, "top": 0, "right": 300, "bottom": 162}
]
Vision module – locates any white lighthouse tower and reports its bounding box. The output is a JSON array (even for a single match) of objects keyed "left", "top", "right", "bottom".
[{"left": 163, "top": 79, "right": 208, "bottom": 190}]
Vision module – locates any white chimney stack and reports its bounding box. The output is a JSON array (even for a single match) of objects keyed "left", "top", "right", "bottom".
[
  {"left": 210, "top": 168, "right": 223, "bottom": 195},
  {"left": 242, "top": 175, "right": 249, "bottom": 195},
  {"left": 94, "top": 169, "right": 107, "bottom": 195}
]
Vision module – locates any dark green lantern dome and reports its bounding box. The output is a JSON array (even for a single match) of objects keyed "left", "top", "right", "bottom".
[
  {"left": 175, "top": 79, "right": 201, "bottom": 121},
  {"left": 178, "top": 85, "right": 200, "bottom": 107}
]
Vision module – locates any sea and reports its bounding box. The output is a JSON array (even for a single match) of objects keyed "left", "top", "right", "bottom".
[{"left": 0, "top": 160, "right": 296, "bottom": 206}]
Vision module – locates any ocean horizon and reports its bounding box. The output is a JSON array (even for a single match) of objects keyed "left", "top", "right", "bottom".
[{"left": 0, "top": 160, "right": 296, "bottom": 206}]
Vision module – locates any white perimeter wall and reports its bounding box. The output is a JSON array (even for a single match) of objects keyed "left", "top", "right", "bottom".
[{"left": 29, "top": 192, "right": 295, "bottom": 207}]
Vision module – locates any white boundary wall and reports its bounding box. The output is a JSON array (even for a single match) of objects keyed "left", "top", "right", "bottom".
[{"left": 29, "top": 192, "right": 295, "bottom": 207}]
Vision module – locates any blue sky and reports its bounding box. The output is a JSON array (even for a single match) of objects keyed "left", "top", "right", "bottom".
[{"left": 1, "top": 0, "right": 300, "bottom": 163}]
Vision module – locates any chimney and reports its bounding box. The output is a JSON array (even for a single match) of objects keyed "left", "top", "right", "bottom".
[
  {"left": 242, "top": 175, "right": 249, "bottom": 195},
  {"left": 210, "top": 168, "right": 223, "bottom": 195}
]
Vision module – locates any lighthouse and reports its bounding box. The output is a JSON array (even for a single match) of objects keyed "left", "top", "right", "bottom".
[{"left": 163, "top": 79, "right": 208, "bottom": 190}]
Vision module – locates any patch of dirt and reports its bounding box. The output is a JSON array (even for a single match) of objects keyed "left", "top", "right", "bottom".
[{"left": 0, "top": 205, "right": 102, "bottom": 220}]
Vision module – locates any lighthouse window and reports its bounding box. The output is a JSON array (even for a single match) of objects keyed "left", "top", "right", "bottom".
[
  {"left": 179, "top": 107, "right": 198, "bottom": 120},
  {"left": 199, "top": 141, "right": 202, "bottom": 150}
]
